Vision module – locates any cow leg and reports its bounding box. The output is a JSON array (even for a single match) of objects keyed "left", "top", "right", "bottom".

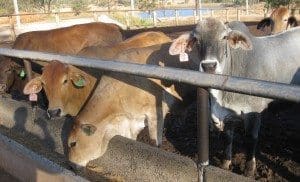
[
  {"left": 23, "top": 59, "right": 33, "bottom": 81},
  {"left": 221, "top": 128, "right": 234, "bottom": 170},
  {"left": 243, "top": 112, "right": 261, "bottom": 177},
  {"left": 220, "top": 115, "right": 243, "bottom": 170},
  {"left": 147, "top": 114, "right": 163, "bottom": 147}
]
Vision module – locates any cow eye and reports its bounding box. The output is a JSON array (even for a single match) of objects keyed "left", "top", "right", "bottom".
[
  {"left": 69, "top": 141, "right": 76, "bottom": 148},
  {"left": 222, "top": 35, "right": 228, "bottom": 40},
  {"left": 283, "top": 19, "right": 288, "bottom": 22},
  {"left": 63, "top": 79, "right": 68, "bottom": 84}
]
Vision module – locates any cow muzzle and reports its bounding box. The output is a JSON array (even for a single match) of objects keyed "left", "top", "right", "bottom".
[
  {"left": 200, "top": 60, "right": 218, "bottom": 74},
  {"left": 47, "top": 108, "right": 62, "bottom": 119}
]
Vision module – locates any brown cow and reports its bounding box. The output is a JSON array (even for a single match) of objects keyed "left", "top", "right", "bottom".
[
  {"left": 257, "top": 7, "right": 298, "bottom": 34},
  {"left": 23, "top": 61, "right": 97, "bottom": 117},
  {"left": 12, "top": 22, "right": 124, "bottom": 81},
  {"left": 78, "top": 31, "right": 171, "bottom": 60},
  {"left": 67, "top": 42, "right": 197, "bottom": 167},
  {"left": 23, "top": 32, "right": 172, "bottom": 118}
]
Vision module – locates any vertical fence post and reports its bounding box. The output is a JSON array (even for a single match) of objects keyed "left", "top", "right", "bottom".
[
  {"left": 193, "top": 9, "right": 197, "bottom": 24},
  {"left": 263, "top": 8, "right": 267, "bottom": 18},
  {"left": 153, "top": 11, "right": 157, "bottom": 27},
  {"left": 24, "top": 60, "right": 33, "bottom": 81},
  {"left": 226, "top": 9, "right": 229, "bottom": 22},
  {"left": 246, "top": 0, "right": 249, "bottom": 15},
  {"left": 197, "top": 87, "right": 209, "bottom": 182},
  {"left": 210, "top": 9, "right": 214, "bottom": 17},
  {"left": 125, "top": 11, "right": 130, "bottom": 29},
  {"left": 236, "top": 8, "right": 240, "bottom": 21},
  {"left": 9, "top": 15, "right": 16, "bottom": 41},
  {"left": 199, "top": 8, "right": 202, "bottom": 21},
  {"left": 13, "top": 0, "right": 21, "bottom": 29},
  {"left": 291, "top": 9, "right": 295, "bottom": 16},
  {"left": 175, "top": 9, "right": 179, "bottom": 26},
  {"left": 55, "top": 12, "right": 59, "bottom": 25},
  {"left": 93, "top": 11, "right": 98, "bottom": 22}
]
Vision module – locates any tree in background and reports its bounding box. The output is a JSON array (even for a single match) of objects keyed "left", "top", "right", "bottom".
[
  {"left": 137, "top": 0, "right": 156, "bottom": 9},
  {"left": 34, "top": 0, "right": 56, "bottom": 12},
  {"left": 264, "top": 0, "right": 296, "bottom": 9},
  {"left": 20, "top": 0, "right": 57, "bottom": 12},
  {"left": 0, "top": 0, "right": 57, "bottom": 13},
  {"left": 0, "top": 0, "right": 14, "bottom": 14},
  {"left": 95, "top": 0, "right": 117, "bottom": 11},
  {"left": 71, "top": 0, "right": 87, "bottom": 15}
]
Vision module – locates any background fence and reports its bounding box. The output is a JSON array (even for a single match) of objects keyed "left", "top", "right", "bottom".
[{"left": 0, "top": 6, "right": 299, "bottom": 43}]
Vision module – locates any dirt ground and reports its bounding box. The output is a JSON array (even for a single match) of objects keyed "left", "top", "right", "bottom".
[{"left": 0, "top": 22, "right": 299, "bottom": 181}]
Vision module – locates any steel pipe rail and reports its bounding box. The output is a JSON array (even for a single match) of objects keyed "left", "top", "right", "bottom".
[{"left": 1, "top": 48, "right": 300, "bottom": 102}]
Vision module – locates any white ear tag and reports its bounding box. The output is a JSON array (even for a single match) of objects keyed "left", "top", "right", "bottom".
[
  {"left": 179, "top": 52, "right": 189, "bottom": 62},
  {"left": 29, "top": 93, "right": 38, "bottom": 101}
]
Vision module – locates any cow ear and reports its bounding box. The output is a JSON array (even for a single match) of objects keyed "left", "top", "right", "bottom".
[
  {"left": 169, "top": 33, "right": 196, "bottom": 55},
  {"left": 81, "top": 124, "right": 97, "bottom": 136},
  {"left": 23, "top": 77, "right": 43, "bottom": 95},
  {"left": 227, "top": 30, "right": 253, "bottom": 50},
  {"left": 70, "top": 73, "right": 88, "bottom": 88},
  {"left": 257, "top": 18, "right": 272, "bottom": 30},
  {"left": 288, "top": 16, "right": 298, "bottom": 27}
]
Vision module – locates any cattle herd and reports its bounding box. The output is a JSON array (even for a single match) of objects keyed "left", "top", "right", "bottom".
[{"left": 0, "top": 7, "right": 299, "bottom": 179}]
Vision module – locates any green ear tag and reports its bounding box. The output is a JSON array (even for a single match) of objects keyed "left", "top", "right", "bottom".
[
  {"left": 19, "top": 70, "right": 26, "bottom": 78},
  {"left": 74, "top": 77, "right": 85, "bottom": 87},
  {"left": 81, "top": 124, "right": 96, "bottom": 136}
]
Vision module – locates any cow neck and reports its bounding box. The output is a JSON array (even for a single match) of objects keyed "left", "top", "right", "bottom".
[
  {"left": 77, "top": 77, "right": 100, "bottom": 115},
  {"left": 225, "top": 41, "right": 233, "bottom": 76}
]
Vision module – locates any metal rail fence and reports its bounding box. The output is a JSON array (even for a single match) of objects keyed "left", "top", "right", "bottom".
[
  {"left": 0, "top": 47, "right": 299, "bottom": 180},
  {"left": 0, "top": 7, "right": 275, "bottom": 33}
]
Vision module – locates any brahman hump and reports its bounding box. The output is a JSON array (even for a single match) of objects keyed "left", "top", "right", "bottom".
[{"left": 169, "top": 18, "right": 300, "bottom": 176}]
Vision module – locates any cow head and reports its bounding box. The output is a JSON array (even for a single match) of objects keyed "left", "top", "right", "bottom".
[
  {"left": 257, "top": 7, "right": 298, "bottom": 34},
  {"left": 68, "top": 113, "right": 146, "bottom": 167},
  {"left": 169, "top": 18, "right": 252, "bottom": 74},
  {"left": 67, "top": 121, "right": 100, "bottom": 167},
  {"left": 23, "top": 61, "right": 96, "bottom": 118}
]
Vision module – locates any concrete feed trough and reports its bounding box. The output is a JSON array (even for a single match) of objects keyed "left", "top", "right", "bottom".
[{"left": 0, "top": 96, "right": 254, "bottom": 181}]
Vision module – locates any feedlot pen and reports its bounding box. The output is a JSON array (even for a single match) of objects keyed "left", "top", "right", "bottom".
[{"left": 0, "top": 23, "right": 299, "bottom": 181}]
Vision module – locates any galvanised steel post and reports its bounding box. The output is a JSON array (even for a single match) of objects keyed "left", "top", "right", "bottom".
[{"left": 197, "top": 87, "right": 209, "bottom": 182}]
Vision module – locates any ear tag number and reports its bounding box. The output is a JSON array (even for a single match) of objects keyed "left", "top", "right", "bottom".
[
  {"left": 179, "top": 52, "right": 189, "bottom": 62},
  {"left": 29, "top": 93, "right": 38, "bottom": 101}
]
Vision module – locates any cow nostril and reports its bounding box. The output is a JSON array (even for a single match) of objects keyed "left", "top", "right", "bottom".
[
  {"left": 47, "top": 108, "right": 62, "bottom": 118},
  {"left": 57, "top": 108, "right": 61, "bottom": 116},
  {"left": 202, "top": 62, "right": 217, "bottom": 69},
  {"left": 70, "top": 141, "right": 76, "bottom": 148},
  {"left": 201, "top": 61, "right": 218, "bottom": 73}
]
